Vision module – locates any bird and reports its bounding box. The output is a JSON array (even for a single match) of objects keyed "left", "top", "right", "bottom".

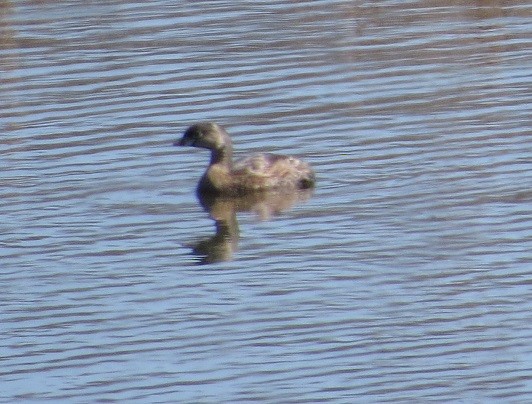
[{"left": 174, "top": 122, "right": 315, "bottom": 196}]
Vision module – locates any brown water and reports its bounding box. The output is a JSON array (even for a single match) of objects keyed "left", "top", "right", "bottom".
[{"left": 1, "top": 1, "right": 531, "bottom": 402}]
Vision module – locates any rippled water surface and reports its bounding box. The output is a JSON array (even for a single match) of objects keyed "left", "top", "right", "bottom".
[{"left": 2, "top": 0, "right": 531, "bottom": 402}]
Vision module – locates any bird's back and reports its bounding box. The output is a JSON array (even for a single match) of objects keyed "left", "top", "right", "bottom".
[{"left": 232, "top": 153, "right": 315, "bottom": 192}]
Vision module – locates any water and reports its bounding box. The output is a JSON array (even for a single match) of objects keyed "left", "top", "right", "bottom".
[{"left": 1, "top": 0, "right": 531, "bottom": 402}]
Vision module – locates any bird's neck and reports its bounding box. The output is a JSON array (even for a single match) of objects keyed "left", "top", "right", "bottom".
[{"left": 210, "top": 146, "right": 233, "bottom": 169}]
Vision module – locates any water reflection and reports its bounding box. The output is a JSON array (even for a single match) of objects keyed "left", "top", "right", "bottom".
[{"left": 188, "top": 189, "right": 314, "bottom": 265}]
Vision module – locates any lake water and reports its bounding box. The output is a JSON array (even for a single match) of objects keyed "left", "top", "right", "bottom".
[{"left": 1, "top": 0, "right": 531, "bottom": 402}]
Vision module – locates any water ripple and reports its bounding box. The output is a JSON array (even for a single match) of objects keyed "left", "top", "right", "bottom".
[{"left": 1, "top": 0, "right": 531, "bottom": 402}]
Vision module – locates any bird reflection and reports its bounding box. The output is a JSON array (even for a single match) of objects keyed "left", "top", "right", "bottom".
[{"left": 187, "top": 189, "right": 313, "bottom": 265}]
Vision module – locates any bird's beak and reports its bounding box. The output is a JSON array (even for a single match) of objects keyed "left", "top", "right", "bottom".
[{"left": 173, "top": 137, "right": 191, "bottom": 147}]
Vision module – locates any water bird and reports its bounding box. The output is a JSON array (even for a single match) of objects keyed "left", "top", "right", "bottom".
[{"left": 174, "top": 122, "right": 315, "bottom": 196}]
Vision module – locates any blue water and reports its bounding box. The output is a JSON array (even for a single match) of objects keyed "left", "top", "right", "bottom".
[{"left": 1, "top": 0, "right": 531, "bottom": 402}]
